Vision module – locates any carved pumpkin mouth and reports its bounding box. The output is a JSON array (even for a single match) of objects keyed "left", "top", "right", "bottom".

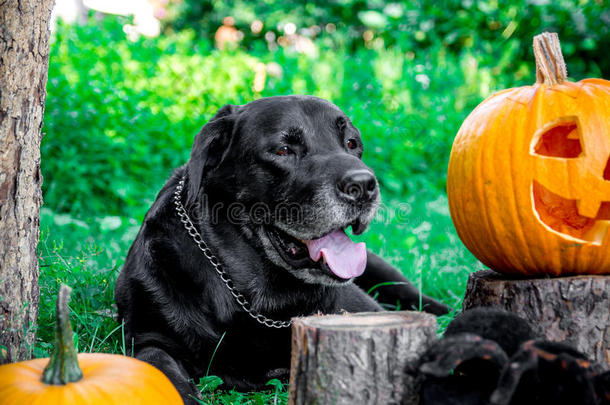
[
  {"left": 530, "top": 117, "right": 610, "bottom": 245},
  {"left": 532, "top": 181, "right": 610, "bottom": 244}
]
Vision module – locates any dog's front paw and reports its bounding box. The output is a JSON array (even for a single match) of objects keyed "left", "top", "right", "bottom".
[{"left": 421, "top": 297, "right": 451, "bottom": 316}]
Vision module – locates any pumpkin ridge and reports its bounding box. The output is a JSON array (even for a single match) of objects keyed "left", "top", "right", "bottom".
[
  {"left": 484, "top": 89, "right": 518, "bottom": 269},
  {"left": 458, "top": 111, "right": 496, "bottom": 266},
  {"left": 503, "top": 89, "right": 536, "bottom": 271}
]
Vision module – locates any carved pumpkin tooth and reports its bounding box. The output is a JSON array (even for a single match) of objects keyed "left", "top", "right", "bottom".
[{"left": 566, "top": 128, "right": 580, "bottom": 140}]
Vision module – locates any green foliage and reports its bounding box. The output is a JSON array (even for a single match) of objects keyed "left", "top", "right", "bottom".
[
  {"left": 43, "top": 18, "right": 261, "bottom": 217},
  {"left": 196, "top": 377, "right": 289, "bottom": 404},
  {"left": 164, "top": 0, "right": 610, "bottom": 78},
  {"left": 36, "top": 215, "right": 131, "bottom": 357}
]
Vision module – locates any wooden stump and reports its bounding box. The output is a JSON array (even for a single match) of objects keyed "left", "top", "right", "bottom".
[
  {"left": 463, "top": 270, "right": 609, "bottom": 369},
  {"left": 288, "top": 311, "right": 437, "bottom": 405}
]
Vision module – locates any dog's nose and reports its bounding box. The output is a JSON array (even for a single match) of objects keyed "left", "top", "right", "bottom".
[{"left": 337, "top": 170, "right": 377, "bottom": 203}]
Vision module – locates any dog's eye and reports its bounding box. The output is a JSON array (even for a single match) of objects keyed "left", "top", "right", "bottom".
[
  {"left": 346, "top": 139, "right": 358, "bottom": 150},
  {"left": 276, "top": 146, "right": 292, "bottom": 156}
]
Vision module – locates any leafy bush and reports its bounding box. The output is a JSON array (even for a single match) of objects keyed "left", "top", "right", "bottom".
[
  {"left": 44, "top": 18, "right": 262, "bottom": 217},
  {"left": 165, "top": 0, "right": 610, "bottom": 78}
]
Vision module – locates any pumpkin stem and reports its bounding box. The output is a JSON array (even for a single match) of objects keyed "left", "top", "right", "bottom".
[
  {"left": 533, "top": 32, "right": 568, "bottom": 85},
  {"left": 41, "top": 284, "right": 83, "bottom": 385}
]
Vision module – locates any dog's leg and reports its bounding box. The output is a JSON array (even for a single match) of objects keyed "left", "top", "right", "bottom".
[
  {"left": 137, "top": 346, "right": 202, "bottom": 405},
  {"left": 355, "top": 251, "right": 450, "bottom": 315}
]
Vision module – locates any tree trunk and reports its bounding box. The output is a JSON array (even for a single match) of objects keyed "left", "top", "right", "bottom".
[
  {"left": 463, "top": 270, "right": 609, "bottom": 369},
  {"left": 0, "top": 0, "right": 55, "bottom": 364},
  {"left": 288, "top": 311, "right": 437, "bottom": 405}
]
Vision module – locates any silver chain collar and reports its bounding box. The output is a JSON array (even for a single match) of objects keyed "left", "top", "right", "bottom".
[{"left": 173, "top": 178, "right": 292, "bottom": 329}]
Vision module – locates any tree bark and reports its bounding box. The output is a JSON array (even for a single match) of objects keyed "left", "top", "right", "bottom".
[
  {"left": 0, "top": 0, "right": 55, "bottom": 364},
  {"left": 463, "top": 270, "right": 609, "bottom": 369},
  {"left": 288, "top": 311, "right": 437, "bottom": 405}
]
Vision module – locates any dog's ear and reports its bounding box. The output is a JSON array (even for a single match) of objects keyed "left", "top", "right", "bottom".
[
  {"left": 415, "top": 333, "right": 509, "bottom": 405},
  {"left": 445, "top": 307, "right": 538, "bottom": 357},
  {"left": 186, "top": 104, "right": 240, "bottom": 206},
  {"left": 490, "top": 340, "right": 599, "bottom": 405}
]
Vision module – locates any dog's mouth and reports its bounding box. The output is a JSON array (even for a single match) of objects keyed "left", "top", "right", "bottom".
[{"left": 265, "top": 222, "right": 367, "bottom": 281}]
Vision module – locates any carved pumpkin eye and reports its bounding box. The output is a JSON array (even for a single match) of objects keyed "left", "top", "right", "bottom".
[
  {"left": 346, "top": 139, "right": 358, "bottom": 150},
  {"left": 277, "top": 146, "right": 292, "bottom": 156},
  {"left": 532, "top": 120, "right": 582, "bottom": 158}
]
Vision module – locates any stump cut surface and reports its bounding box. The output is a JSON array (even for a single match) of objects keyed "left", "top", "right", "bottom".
[{"left": 288, "top": 311, "right": 437, "bottom": 405}]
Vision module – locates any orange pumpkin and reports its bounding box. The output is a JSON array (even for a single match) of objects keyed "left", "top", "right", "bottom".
[
  {"left": 0, "top": 285, "right": 184, "bottom": 404},
  {"left": 447, "top": 32, "right": 610, "bottom": 276}
]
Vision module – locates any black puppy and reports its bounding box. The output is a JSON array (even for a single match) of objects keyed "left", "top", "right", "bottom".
[
  {"left": 415, "top": 307, "right": 608, "bottom": 405},
  {"left": 414, "top": 308, "right": 536, "bottom": 405},
  {"left": 115, "top": 95, "right": 448, "bottom": 403}
]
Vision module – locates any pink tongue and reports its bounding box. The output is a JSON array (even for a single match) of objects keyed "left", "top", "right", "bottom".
[{"left": 304, "top": 230, "right": 367, "bottom": 279}]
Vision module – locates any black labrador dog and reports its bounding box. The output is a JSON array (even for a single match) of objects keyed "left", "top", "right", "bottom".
[{"left": 115, "top": 95, "right": 449, "bottom": 403}]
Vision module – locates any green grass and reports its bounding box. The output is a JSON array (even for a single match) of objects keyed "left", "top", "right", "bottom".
[{"left": 33, "top": 11, "right": 585, "bottom": 403}]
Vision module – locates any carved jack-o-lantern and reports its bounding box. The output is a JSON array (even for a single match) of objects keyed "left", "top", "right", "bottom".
[{"left": 447, "top": 33, "right": 610, "bottom": 276}]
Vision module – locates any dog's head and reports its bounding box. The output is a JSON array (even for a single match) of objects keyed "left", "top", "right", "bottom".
[{"left": 185, "top": 95, "right": 380, "bottom": 285}]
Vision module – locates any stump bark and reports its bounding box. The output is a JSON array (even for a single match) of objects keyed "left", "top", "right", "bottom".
[
  {"left": 288, "top": 311, "right": 437, "bottom": 405},
  {"left": 463, "top": 270, "right": 609, "bottom": 369}
]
